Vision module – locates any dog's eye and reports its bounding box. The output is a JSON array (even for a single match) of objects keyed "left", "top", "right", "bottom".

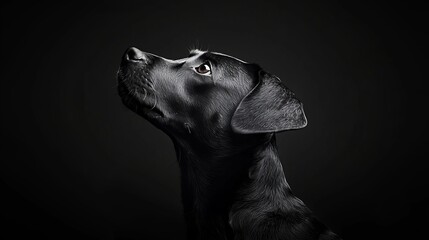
[{"left": 194, "top": 62, "right": 211, "bottom": 76}]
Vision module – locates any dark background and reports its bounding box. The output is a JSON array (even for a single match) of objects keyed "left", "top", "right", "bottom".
[{"left": 1, "top": 1, "right": 427, "bottom": 239}]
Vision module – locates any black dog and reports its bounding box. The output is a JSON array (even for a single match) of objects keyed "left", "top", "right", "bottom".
[{"left": 117, "top": 47, "right": 342, "bottom": 240}]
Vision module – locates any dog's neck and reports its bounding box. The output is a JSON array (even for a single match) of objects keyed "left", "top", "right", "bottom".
[{"left": 172, "top": 134, "right": 292, "bottom": 240}]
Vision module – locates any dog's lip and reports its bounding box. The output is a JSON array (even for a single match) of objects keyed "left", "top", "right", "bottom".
[
  {"left": 124, "top": 97, "right": 165, "bottom": 119},
  {"left": 142, "top": 105, "right": 165, "bottom": 118},
  {"left": 118, "top": 82, "right": 164, "bottom": 119},
  {"left": 131, "top": 95, "right": 165, "bottom": 119}
]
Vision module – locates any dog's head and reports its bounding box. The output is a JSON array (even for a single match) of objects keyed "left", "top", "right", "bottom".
[{"left": 118, "top": 47, "right": 306, "bottom": 145}]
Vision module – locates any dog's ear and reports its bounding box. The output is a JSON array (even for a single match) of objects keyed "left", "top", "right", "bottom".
[{"left": 231, "top": 71, "right": 307, "bottom": 134}]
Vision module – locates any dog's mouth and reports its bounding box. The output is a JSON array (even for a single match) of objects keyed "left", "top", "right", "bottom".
[{"left": 117, "top": 68, "right": 165, "bottom": 119}]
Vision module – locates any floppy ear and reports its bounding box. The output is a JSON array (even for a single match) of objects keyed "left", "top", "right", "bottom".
[{"left": 231, "top": 71, "right": 307, "bottom": 134}]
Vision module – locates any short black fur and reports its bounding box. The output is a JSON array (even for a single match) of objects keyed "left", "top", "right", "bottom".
[{"left": 117, "top": 47, "right": 342, "bottom": 240}]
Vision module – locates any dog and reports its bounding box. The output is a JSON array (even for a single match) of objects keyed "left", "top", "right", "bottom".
[{"left": 117, "top": 47, "right": 342, "bottom": 240}]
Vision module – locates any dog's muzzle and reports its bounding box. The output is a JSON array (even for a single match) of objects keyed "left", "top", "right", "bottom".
[{"left": 118, "top": 47, "right": 164, "bottom": 119}]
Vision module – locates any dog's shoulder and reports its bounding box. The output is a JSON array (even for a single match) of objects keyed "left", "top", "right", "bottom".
[{"left": 229, "top": 196, "right": 342, "bottom": 240}]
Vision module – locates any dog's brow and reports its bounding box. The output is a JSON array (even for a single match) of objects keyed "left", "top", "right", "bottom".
[
  {"left": 188, "top": 49, "right": 205, "bottom": 57},
  {"left": 188, "top": 52, "right": 197, "bottom": 57},
  {"left": 212, "top": 52, "right": 247, "bottom": 63}
]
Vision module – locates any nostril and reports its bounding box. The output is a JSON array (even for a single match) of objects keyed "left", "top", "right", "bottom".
[{"left": 125, "top": 47, "right": 146, "bottom": 62}]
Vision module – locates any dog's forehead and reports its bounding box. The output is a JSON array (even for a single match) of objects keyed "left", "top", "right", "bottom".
[
  {"left": 187, "top": 49, "right": 248, "bottom": 64},
  {"left": 210, "top": 52, "right": 248, "bottom": 64}
]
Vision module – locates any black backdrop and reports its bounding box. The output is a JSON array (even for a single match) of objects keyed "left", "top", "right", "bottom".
[{"left": 1, "top": 1, "right": 427, "bottom": 239}]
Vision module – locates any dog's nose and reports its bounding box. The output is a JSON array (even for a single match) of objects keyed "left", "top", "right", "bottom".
[{"left": 124, "top": 47, "right": 147, "bottom": 62}]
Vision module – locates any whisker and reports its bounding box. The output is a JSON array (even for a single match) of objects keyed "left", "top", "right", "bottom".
[
  {"left": 150, "top": 94, "right": 158, "bottom": 110},
  {"left": 142, "top": 88, "right": 147, "bottom": 101}
]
